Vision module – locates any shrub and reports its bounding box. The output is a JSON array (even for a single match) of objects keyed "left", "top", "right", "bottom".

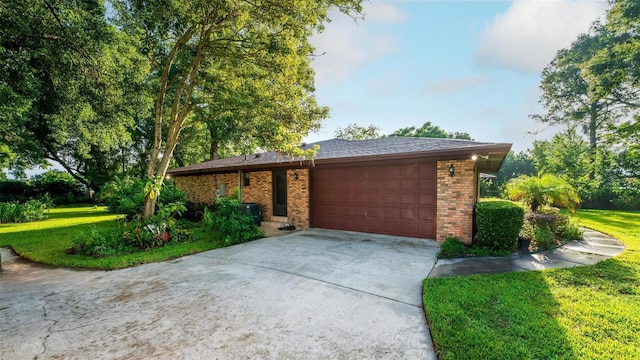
[
  {"left": 72, "top": 225, "right": 134, "bottom": 257},
  {"left": 0, "top": 200, "right": 47, "bottom": 223},
  {"left": 475, "top": 201, "right": 524, "bottom": 251},
  {"left": 519, "top": 220, "right": 535, "bottom": 241},
  {"left": 439, "top": 237, "right": 466, "bottom": 258},
  {"left": 525, "top": 213, "right": 564, "bottom": 234},
  {"left": 535, "top": 226, "right": 555, "bottom": 249},
  {"left": 505, "top": 174, "right": 580, "bottom": 213},
  {"left": 557, "top": 220, "right": 584, "bottom": 240},
  {"left": 71, "top": 202, "right": 193, "bottom": 257},
  {"left": 205, "top": 197, "right": 263, "bottom": 245}
]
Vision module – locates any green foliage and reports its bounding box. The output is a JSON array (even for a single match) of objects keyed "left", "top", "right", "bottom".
[
  {"left": 72, "top": 202, "right": 192, "bottom": 257},
  {"left": 534, "top": 226, "right": 555, "bottom": 249},
  {"left": 438, "top": 237, "right": 466, "bottom": 258},
  {"left": 481, "top": 151, "right": 536, "bottom": 198},
  {"left": 0, "top": 171, "right": 88, "bottom": 204},
  {"left": 475, "top": 201, "right": 524, "bottom": 251},
  {"left": 0, "top": 1, "right": 152, "bottom": 190},
  {"left": 0, "top": 199, "right": 47, "bottom": 223},
  {"left": 557, "top": 220, "right": 584, "bottom": 241},
  {"left": 519, "top": 220, "right": 535, "bottom": 241},
  {"left": 97, "top": 177, "right": 184, "bottom": 217},
  {"left": 109, "top": 0, "right": 363, "bottom": 219},
  {"left": 390, "top": 121, "right": 473, "bottom": 140},
  {"left": 335, "top": 123, "right": 381, "bottom": 140},
  {"left": 204, "top": 197, "right": 264, "bottom": 246},
  {"left": 505, "top": 173, "right": 580, "bottom": 213}
]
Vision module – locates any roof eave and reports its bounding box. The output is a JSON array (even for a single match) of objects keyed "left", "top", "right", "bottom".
[{"left": 167, "top": 143, "right": 512, "bottom": 176}]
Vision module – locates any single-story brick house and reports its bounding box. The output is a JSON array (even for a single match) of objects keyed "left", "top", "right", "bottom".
[{"left": 167, "top": 137, "right": 511, "bottom": 243}]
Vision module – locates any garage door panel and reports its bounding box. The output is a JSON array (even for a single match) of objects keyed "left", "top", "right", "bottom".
[
  {"left": 383, "top": 193, "right": 398, "bottom": 204},
  {"left": 384, "top": 180, "right": 398, "bottom": 191},
  {"left": 383, "top": 207, "right": 398, "bottom": 219},
  {"left": 399, "top": 208, "right": 416, "bottom": 220},
  {"left": 313, "top": 162, "right": 436, "bottom": 238},
  {"left": 400, "top": 193, "right": 417, "bottom": 205},
  {"left": 418, "top": 208, "right": 436, "bottom": 220},
  {"left": 352, "top": 193, "right": 366, "bottom": 204},
  {"left": 368, "top": 207, "right": 382, "bottom": 219},
  {"left": 367, "top": 194, "right": 381, "bottom": 204},
  {"left": 400, "top": 179, "right": 416, "bottom": 190}
]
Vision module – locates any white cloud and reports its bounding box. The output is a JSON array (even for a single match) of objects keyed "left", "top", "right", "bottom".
[
  {"left": 476, "top": 0, "right": 608, "bottom": 73},
  {"left": 311, "top": 2, "right": 408, "bottom": 86},
  {"left": 424, "top": 75, "right": 489, "bottom": 94},
  {"left": 368, "top": 70, "right": 401, "bottom": 94},
  {"left": 363, "top": 2, "right": 409, "bottom": 24}
]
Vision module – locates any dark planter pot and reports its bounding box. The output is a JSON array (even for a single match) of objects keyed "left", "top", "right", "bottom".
[{"left": 518, "top": 238, "right": 531, "bottom": 253}]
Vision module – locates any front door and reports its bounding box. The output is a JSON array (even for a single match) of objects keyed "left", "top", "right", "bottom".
[{"left": 273, "top": 170, "right": 287, "bottom": 217}]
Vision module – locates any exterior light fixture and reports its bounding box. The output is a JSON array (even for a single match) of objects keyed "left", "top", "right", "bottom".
[
  {"left": 449, "top": 164, "right": 455, "bottom": 177},
  {"left": 471, "top": 154, "right": 478, "bottom": 161},
  {"left": 294, "top": 172, "right": 299, "bottom": 181}
]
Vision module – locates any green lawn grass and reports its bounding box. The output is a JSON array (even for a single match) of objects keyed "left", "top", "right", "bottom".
[
  {"left": 0, "top": 206, "right": 221, "bottom": 270},
  {"left": 423, "top": 209, "right": 640, "bottom": 359}
]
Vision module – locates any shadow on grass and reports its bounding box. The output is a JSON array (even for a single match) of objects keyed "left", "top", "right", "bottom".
[
  {"left": 423, "top": 270, "right": 576, "bottom": 360},
  {"left": 550, "top": 257, "right": 640, "bottom": 295}
]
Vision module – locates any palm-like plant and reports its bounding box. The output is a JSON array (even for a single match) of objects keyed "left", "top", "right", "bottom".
[{"left": 505, "top": 174, "right": 580, "bottom": 213}]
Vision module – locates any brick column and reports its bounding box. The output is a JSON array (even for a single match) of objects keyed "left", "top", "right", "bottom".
[
  {"left": 287, "top": 169, "right": 310, "bottom": 228},
  {"left": 436, "top": 160, "right": 477, "bottom": 244}
]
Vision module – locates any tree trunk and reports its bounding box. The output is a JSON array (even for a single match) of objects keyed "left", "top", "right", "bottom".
[
  {"left": 210, "top": 141, "right": 219, "bottom": 160},
  {"left": 588, "top": 103, "right": 598, "bottom": 180}
]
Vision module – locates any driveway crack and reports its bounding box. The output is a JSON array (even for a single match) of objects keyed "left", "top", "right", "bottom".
[{"left": 34, "top": 301, "right": 57, "bottom": 360}]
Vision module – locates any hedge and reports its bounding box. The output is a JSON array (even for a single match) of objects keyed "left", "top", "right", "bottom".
[{"left": 476, "top": 201, "right": 525, "bottom": 251}]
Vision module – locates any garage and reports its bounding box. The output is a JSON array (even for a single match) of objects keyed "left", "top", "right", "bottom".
[{"left": 312, "top": 161, "right": 437, "bottom": 238}]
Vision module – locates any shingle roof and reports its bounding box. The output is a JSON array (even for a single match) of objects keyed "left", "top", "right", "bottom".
[{"left": 168, "top": 137, "right": 512, "bottom": 175}]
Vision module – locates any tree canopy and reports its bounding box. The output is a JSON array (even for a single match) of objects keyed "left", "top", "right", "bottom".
[
  {"left": 0, "top": 0, "right": 151, "bottom": 190},
  {"left": 110, "top": 0, "right": 363, "bottom": 216},
  {"left": 390, "top": 122, "right": 473, "bottom": 140},
  {"left": 335, "top": 123, "right": 380, "bottom": 140}
]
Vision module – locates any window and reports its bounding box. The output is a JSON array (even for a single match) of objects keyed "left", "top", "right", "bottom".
[{"left": 243, "top": 172, "right": 250, "bottom": 186}]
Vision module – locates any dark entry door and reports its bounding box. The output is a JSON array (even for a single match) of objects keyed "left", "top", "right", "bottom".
[{"left": 273, "top": 170, "right": 287, "bottom": 216}]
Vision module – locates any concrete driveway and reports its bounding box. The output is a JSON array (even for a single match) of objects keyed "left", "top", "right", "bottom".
[{"left": 0, "top": 229, "right": 439, "bottom": 359}]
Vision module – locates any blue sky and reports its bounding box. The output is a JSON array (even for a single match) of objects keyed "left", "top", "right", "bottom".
[{"left": 306, "top": 0, "right": 609, "bottom": 151}]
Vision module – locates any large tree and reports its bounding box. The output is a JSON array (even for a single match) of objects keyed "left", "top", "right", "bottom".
[
  {"left": 0, "top": 0, "right": 151, "bottom": 190},
  {"left": 111, "top": 0, "right": 362, "bottom": 217},
  {"left": 531, "top": 31, "right": 622, "bottom": 154}
]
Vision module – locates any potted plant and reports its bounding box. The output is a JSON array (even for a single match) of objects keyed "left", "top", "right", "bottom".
[{"left": 518, "top": 220, "right": 534, "bottom": 253}]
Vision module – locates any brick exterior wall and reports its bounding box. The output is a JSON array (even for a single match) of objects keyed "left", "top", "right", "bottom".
[
  {"left": 174, "top": 169, "right": 311, "bottom": 229},
  {"left": 287, "top": 169, "right": 310, "bottom": 229},
  {"left": 436, "top": 160, "right": 477, "bottom": 244},
  {"left": 173, "top": 173, "right": 238, "bottom": 204},
  {"left": 241, "top": 171, "right": 272, "bottom": 221}
]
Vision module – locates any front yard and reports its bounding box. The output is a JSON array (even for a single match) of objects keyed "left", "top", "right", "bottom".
[
  {"left": 0, "top": 206, "right": 220, "bottom": 270},
  {"left": 423, "top": 209, "right": 640, "bottom": 359}
]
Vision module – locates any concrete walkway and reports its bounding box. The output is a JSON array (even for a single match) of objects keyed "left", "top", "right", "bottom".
[
  {"left": 428, "top": 228, "right": 625, "bottom": 278},
  {"left": 1, "top": 229, "right": 439, "bottom": 359}
]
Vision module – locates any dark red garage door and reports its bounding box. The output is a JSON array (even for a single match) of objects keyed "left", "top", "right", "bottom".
[{"left": 312, "top": 161, "right": 436, "bottom": 238}]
